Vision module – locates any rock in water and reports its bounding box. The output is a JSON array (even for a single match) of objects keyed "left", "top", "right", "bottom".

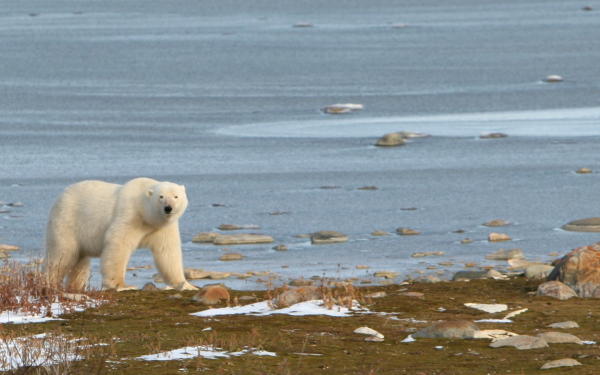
[
  {"left": 192, "top": 232, "right": 219, "bottom": 243},
  {"left": 310, "top": 231, "right": 348, "bottom": 244},
  {"left": 536, "top": 281, "right": 577, "bottom": 300},
  {"left": 480, "top": 133, "right": 508, "bottom": 139},
  {"left": 396, "top": 227, "right": 421, "bottom": 235},
  {"left": 488, "top": 232, "right": 511, "bottom": 242},
  {"left": 219, "top": 253, "right": 244, "bottom": 261},
  {"left": 483, "top": 219, "right": 510, "bottom": 227},
  {"left": 540, "top": 358, "right": 582, "bottom": 370},
  {"left": 576, "top": 167, "right": 592, "bottom": 174},
  {"left": 375, "top": 133, "right": 406, "bottom": 147},
  {"left": 213, "top": 234, "right": 274, "bottom": 245},
  {"left": 544, "top": 75, "right": 563, "bottom": 83},
  {"left": 485, "top": 248, "right": 523, "bottom": 260},
  {"left": 562, "top": 218, "right": 600, "bottom": 232},
  {"left": 547, "top": 243, "right": 600, "bottom": 297},
  {"left": 413, "top": 320, "right": 479, "bottom": 339},
  {"left": 322, "top": 103, "right": 363, "bottom": 114}
]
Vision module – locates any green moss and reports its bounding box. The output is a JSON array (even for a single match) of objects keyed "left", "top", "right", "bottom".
[{"left": 4, "top": 278, "right": 600, "bottom": 374}]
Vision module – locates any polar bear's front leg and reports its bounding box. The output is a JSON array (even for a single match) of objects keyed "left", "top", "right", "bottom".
[
  {"left": 144, "top": 224, "right": 198, "bottom": 291},
  {"left": 100, "top": 226, "right": 144, "bottom": 291}
]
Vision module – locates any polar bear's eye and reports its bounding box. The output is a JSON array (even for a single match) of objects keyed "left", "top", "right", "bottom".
[
  {"left": 159, "top": 195, "right": 164, "bottom": 199},
  {"left": 174, "top": 196, "right": 178, "bottom": 199}
]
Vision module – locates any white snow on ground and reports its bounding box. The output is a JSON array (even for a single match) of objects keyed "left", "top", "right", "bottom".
[
  {"left": 0, "top": 299, "right": 103, "bottom": 324},
  {"left": 191, "top": 299, "right": 366, "bottom": 318},
  {"left": 0, "top": 334, "right": 81, "bottom": 371},
  {"left": 137, "top": 346, "right": 276, "bottom": 361}
]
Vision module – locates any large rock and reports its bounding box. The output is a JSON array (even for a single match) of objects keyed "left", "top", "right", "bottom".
[
  {"left": 310, "top": 231, "right": 348, "bottom": 245},
  {"left": 547, "top": 243, "right": 600, "bottom": 297},
  {"left": 375, "top": 133, "right": 406, "bottom": 147},
  {"left": 489, "top": 335, "right": 548, "bottom": 350},
  {"left": 213, "top": 234, "right": 274, "bottom": 245},
  {"left": 536, "top": 281, "right": 577, "bottom": 300},
  {"left": 413, "top": 320, "right": 479, "bottom": 339},
  {"left": 562, "top": 218, "right": 600, "bottom": 232}
]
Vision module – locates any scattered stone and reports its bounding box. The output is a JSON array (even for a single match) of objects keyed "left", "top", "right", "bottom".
[
  {"left": 127, "top": 264, "right": 153, "bottom": 271},
  {"left": 411, "top": 251, "right": 444, "bottom": 258},
  {"left": 438, "top": 261, "right": 453, "bottom": 267},
  {"left": 322, "top": 103, "right": 363, "bottom": 114},
  {"left": 310, "top": 231, "right": 348, "bottom": 244},
  {"left": 354, "top": 326, "right": 384, "bottom": 339},
  {"left": 483, "top": 219, "right": 510, "bottom": 227},
  {"left": 507, "top": 258, "right": 545, "bottom": 270},
  {"left": 464, "top": 303, "right": 508, "bottom": 314},
  {"left": 218, "top": 224, "right": 260, "bottom": 231},
  {"left": 184, "top": 269, "right": 232, "bottom": 280},
  {"left": 142, "top": 282, "right": 159, "bottom": 291},
  {"left": 402, "top": 291, "right": 424, "bottom": 298},
  {"left": 355, "top": 265, "right": 370, "bottom": 269},
  {"left": 273, "top": 286, "right": 321, "bottom": 308},
  {"left": 62, "top": 293, "right": 88, "bottom": 302},
  {"left": 576, "top": 167, "right": 592, "bottom": 174},
  {"left": 452, "top": 271, "right": 487, "bottom": 281},
  {"left": 193, "top": 285, "right": 230, "bottom": 305},
  {"left": 219, "top": 253, "right": 244, "bottom": 261},
  {"left": 460, "top": 238, "right": 473, "bottom": 244},
  {"left": 524, "top": 264, "right": 554, "bottom": 280},
  {"left": 473, "top": 329, "right": 518, "bottom": 341},
  {"left": 413, "top": 320, "right": 479, "bottom": 339},
  {"left": 365, "top": 291, "right": 386, "bottom": 299},
  {"left": 375, "top": 133, "right": 406, "bottom": 147},
  {"left": 485, "top": 269, "right": 508, "bottom": 280},
  {"left": 414, "top": 275, "right": 441, "bottom": 283},
  {"left": 0, "top": 244, "right": 20, "bottom": 252},
  {"left": 537, "top": 281, "right": 577, "bottom": 300},
  {"left": 396, "top": 227, "right": 421, "bottom": 235},
  {"left": 357, "top": 186, "right": 378, "bottom": 190},
  {"left": 547, "top": 243, "right": 600, "bottom": 297},
  {"left": 370, "top": 230, "right": 389, "bottom": 237},
  {"left": 537, "top": 332, "right": 583, "bottom": 345},
  {"left": 480, "top": 133, "right": 508, "bottom": 139},
  {"left": 490, "top": 335, "right": 548, "bottom": 350},
  {"left": 373, "top": 271, "right": 399, "bottom": 279},
  {"left": 562, "top": 218, "right": 600, "bottom": 232},
  {"left": 293, "top": 22, "right": 313, "bottom": 28},
  {"left": 488, "top": 232, "right": 511, "bottom": 242},
  {"left": 289, "top": 278, "right": 313, "bottom": 287},
  {"left": 453, "top": 229, "right": 466, "bottom": 233},
  {"left": 213, "top": 234, "right": 274, "bottom": 245},
  {"left": 544, "top": 75, "right": 563, "bottom": 83},
  {"left": 211, "top": 203, "right": 227, "bottom": 207},
  {"left": 294, "top": 233, "right": 312, "bottom": 238},
  {"left": 192, "top": 232, "right": 219, "bottom": 243},
  {"left": 464, "top": 262, "right": 478, "bottom": 268},
  {"left": 540, "top": 358, "right": 582, "bottom": 370},
  {"left": 547, "top": 321, "right": 579, "bottom": 329},
  {"left": 273, "top": 244, "right": 288, "bottom": 251},
  {"left": 485, "top": 248, "right": 523, "bottom": 260}
]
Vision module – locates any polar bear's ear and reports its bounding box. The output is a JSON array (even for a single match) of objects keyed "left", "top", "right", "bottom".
[{"left": 146, "top": 189, "right": 153, "bottom": 197}]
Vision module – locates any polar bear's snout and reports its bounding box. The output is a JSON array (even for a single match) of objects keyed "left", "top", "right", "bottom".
[{"left": 164, "top": 205, "right": 173, "bottom": 214}]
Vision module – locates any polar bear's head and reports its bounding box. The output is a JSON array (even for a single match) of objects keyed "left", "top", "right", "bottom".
[{"left": 146, "top": 182, "right": 188, "bottom": 223}]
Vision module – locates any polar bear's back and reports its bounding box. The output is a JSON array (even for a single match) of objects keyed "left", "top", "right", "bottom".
[{"left": 47, "top": 180, "right": 122, "bottom": 257}]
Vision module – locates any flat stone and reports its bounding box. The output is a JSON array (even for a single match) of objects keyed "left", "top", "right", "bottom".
[
  {"left": 365, "top": 336, "right": 384, "bottom": 342},
  {"left": 544, "top": 74, "right": 563, "bottom": 83},
  {"left": 452, "top": 270, "right": 487, "bottom": 281},
  {"left": 547, "top": 321, "right": 579, "bottom": 329},
  {"left": 537, "top": 281, "right": 577, "bottom": 300},
  {"left": 540, "top": 358, "right": 582, "bottom": 370},
  {"left": 213, "top": 234, "right": 274, "bottom": 245},
  {"left": 411, "top": 251, "right": 444, "bottom": 258},
  {"left": 192, "top": 232, "right": 219, "bottom": 243},
  {"left": 375, "top": 132, "right": 406, "bottom": 147},
  {"left": 322, "top": 103, "right": 363, "bottom": 114},
  {"left": 289, "top": 278, "right": 313, "bottom": 287},
  {"left": 480, "top": 132, "right": 508, "bottom": 139},
  {"left": 414, "top": 275, "right": 441, "bottom": 283},
  {"left": 483, "top": 219, "right": 510, "bottom": 227},
  {"left": 293, "top": 22, "right": 313, "bottom": 28},
  {"left": 576, "top": 167, "right": 592, "bottom": 174},
  {"left": 355, "top": 265, "right": 370, "bottom": 269},
  {"left": 219, "top": 253, "right": 244, "bottom": 261},
  {"left": 413, "top": 320, "right": 479, "bottom": 339},
  {"left": 0, "top": 244, "right": 20, "bottom": 252},
  {"left": 218, "top": 224, "right": 260, "bottom": 231},
  {"left": 473, "top": 329, "right": 518, "bottom": 341},
  {"left": 184, "top": 268, "right": 231, "bottom": 280},
  {"left": 485, "top": 248, "right": 523, "bottom": 260},
  {"left": 464, "top": 303, "right": 508, "bottom": 314},
  {"left": 373, "top": 271, "right": 399, "bottom": 279},
  {"left": 460, "top": 238, "right": 473, "bottom": 244},
  {"left": 488, "top": 232, "right": 511, "bottom": 242},
  {"left": 310, "top": 231, "right": 348, "bottom": 245},
  {"left": 357, "top": 185, "right": 378, "bottom": 190},
  {"left": 537, "top": 332, "right": 583, "bottom": 345},
  {"left": 489, "top": 335, "right": 548, "bottom": 350},
  {"left": 365, "top": 291, "right": 386, "bottom": 298},
  {"left": 396, "top": 227, "right": 421, "bottom": 235},
  {"left": 354, "top": 326, "right": 384, "bottom": 339},
  {"left": 371, "top": 230, "right": 389, "bottom": 236},
  {"left": 193, "top": 285, "right": 230, "bottom": 305},
  {"left": 402, "top": 291, "right": 424, "bottom": 298},
  {"left": 272, "top": 244, "right": 288, "bottom": 251},
  {"left": 7, "top": 202, "right": 23, "bottom": 207},
  {"left": 562, "top": 218, "right": 600, "bottom": 232}
]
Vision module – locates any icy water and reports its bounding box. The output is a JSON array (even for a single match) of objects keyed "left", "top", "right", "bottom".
[{"left": 2, "top": 0, "right": 600, "bottom": 289}]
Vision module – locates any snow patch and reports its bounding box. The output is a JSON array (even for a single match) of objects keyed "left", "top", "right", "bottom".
[{"left": 137, "top": 346, "right": 276, "bottom": 361}]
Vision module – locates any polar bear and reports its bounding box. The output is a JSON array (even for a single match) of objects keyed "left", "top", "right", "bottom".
[{"left": 44, "top": 177, "right": 197, "bottom": 291}]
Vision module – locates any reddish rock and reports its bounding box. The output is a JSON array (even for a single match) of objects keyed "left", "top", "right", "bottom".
[
  {"left": 548, "top": 243, "right": 600, "bottom": 297},
  {"left": 193, "top": 285, "right": 230, "bottom": 305}
]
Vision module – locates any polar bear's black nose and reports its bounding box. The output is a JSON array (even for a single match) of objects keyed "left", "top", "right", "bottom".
[{"left": 164, "top": 205, "right": 173, "bottom": 214}]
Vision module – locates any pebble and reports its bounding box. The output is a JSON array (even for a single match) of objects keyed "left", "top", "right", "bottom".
[
  {"left": 375, "top": 133, "right": 406, "bottom": 147},
  {"left": 272, "top": 244, "right": 288, "bottom": 251},
  {"left": 414, "top": 275, "right": 441, "bottom": 283},
  {"left": 355, "top": 265, "right": 370, "bottom": 269},
  {"left": 524, "top": 264, "right": 554, "bottom": 279},
  {"left": 480, "top": 132, "right": 508, "bottom": 139},
  {"left": 483, "top": 219, "right": 510, "bottom": 227},
  {"left": 293, "top": 22, "right": 313, "bottom": 28},
  {"left": 310, "top": 231, "right": 348, "bottom": 244},
  {"left": 576, "top": 167, "right": 592, "bottom": 174},
  {"left": 485, "top": 248, "right": 524, "bottom": 260},
  {"left": 184, "top": 269, "right": 231, "bottom": 280},
  {"left": 460, "top": 238, "right": 473, "bottom": 244},
  {"left": 7, "top": 202, "right": 23, "bottom": 207},
  {"left": 396, "top": 227, "right": 421, "bottom": 235},
  {"left": 322, "top": 103, "right": 363, "bottom": 114},
  {"left": 547, "top": 321, "right": 579, "bottom": 329},
  {"left": 540, "top": 358, "right": 582, "bottom": 370},
  {"left": 582, "top": 5, "right": 593, "bottom": 11},
  {"left": 489, "top": 335, "right": 548, "bottom": 350},
  {"left": 488, "top": 232, "right": 511, "bottom": 242},
  {"left": 411, "top": 251, "right": 444, "bottom": 258},
  {"left": 219, "top": 253, "right": 244, "bottom": 261}
]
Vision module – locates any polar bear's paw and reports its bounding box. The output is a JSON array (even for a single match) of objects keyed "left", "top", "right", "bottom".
[
  {"left": 176, "top": 281, "right": 199, "bottom": 291},
  {"left": 116, "top": 285, "right": 139, "bottom": 292}
]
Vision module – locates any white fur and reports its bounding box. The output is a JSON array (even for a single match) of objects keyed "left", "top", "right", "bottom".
[{"left": 44, "top": 177, "right": 197, "bottom": 291}]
